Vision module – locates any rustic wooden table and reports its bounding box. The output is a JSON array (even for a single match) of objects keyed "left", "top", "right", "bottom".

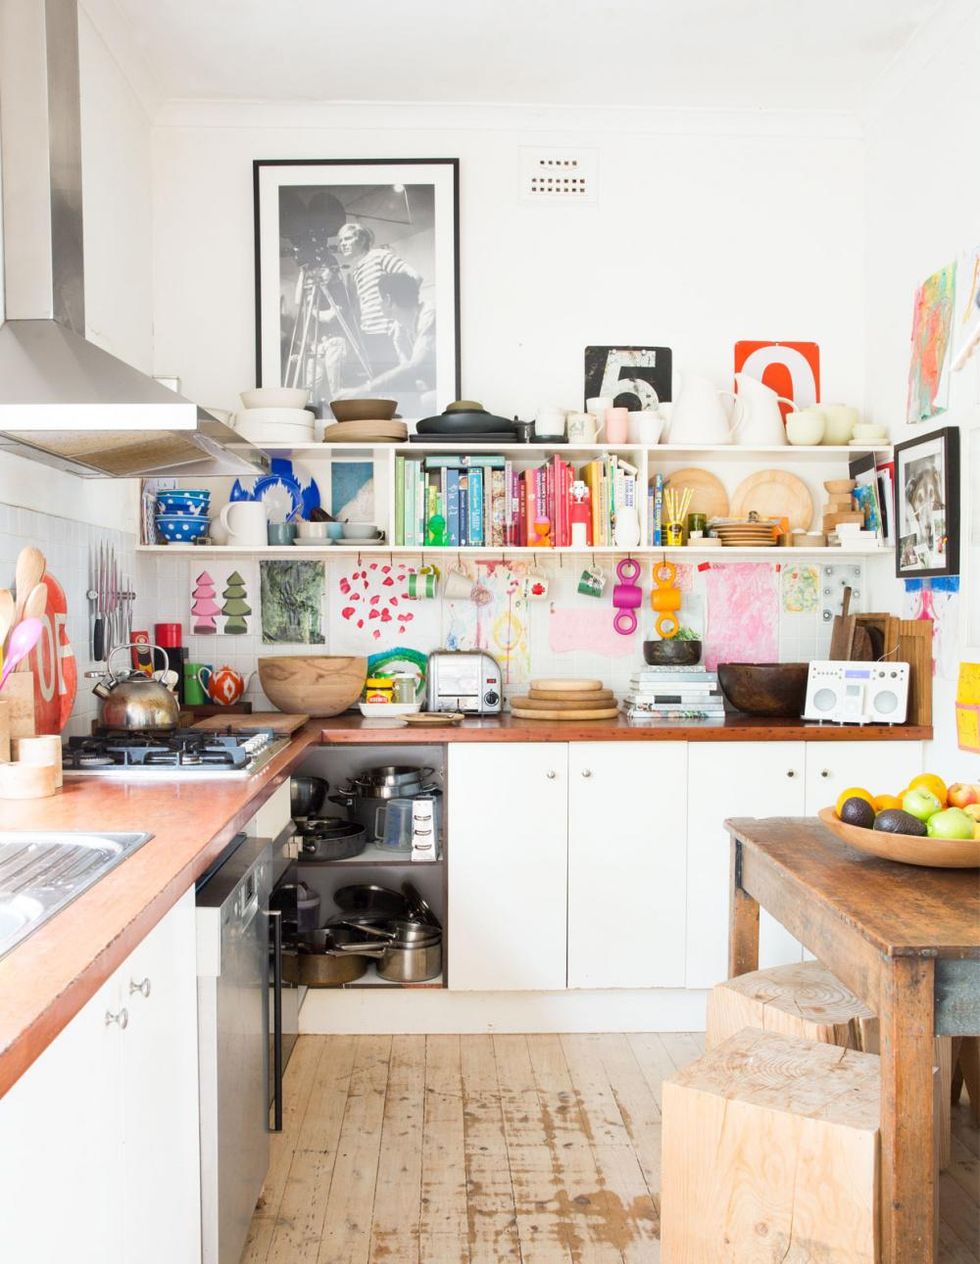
[{"left": 726, "top": 816, "right": 980, "bottom": 1263}]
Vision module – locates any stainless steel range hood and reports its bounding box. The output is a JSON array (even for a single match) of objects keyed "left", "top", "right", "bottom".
[{"left": 0, "top": 0, "right": 268, "bottom": 479}]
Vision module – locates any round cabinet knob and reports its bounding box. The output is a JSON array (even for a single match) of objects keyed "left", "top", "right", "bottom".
[
  {"left": 581, "top": 769, "right": 592, "bottom": 778},
  {"left": 129, "top": 977, "right": 151, "bottom": 998},
  {"left": 105, "top": 1008, "right": 129, "bottom": 1030},
  {"left": 786, "top": 769, "right": 796, "bottom": 778},
  {"left": 820, "top": 769, "right": 831, "bottom": 779},
  {"left": 546, "top": 770, "right": 557, "bottom": 780}
]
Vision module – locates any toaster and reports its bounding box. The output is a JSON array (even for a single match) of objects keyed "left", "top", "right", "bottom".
[{"left": 426, "top": 650, "right": 502, "bottom": 714}]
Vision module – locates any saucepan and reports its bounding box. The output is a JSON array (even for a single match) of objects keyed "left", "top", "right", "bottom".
[
  {"left": 336, "top": 937, "right": 442, "bottom": 983},
  {"left": 291, "top": 927, "right": 373, "bottom": 986},
  {"left": 343, "top": 919, "right": 441, "bottom": 947}
]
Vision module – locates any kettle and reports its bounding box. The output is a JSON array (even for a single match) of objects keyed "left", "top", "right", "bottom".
[{"left": 91, "top": 643, "right": 181, "bottom": 732}]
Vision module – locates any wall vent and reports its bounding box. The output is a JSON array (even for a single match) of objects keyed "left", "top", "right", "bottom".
[{"left": 520, "top": 148, "right": 598, "bottom": 205}]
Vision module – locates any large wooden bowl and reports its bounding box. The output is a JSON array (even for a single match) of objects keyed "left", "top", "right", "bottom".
[
  {"left": 817, "top": 807, "right": 980, "bottom": 869},
  {"left": 718, "top": 662, "right": 809, "bottom": 717},
  {"left": 258, "top": 656, "right": 366, "bottom": 717}
]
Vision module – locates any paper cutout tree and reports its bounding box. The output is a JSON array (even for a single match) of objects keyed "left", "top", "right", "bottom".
[
  {"left": 191, "top": 571, "right": 220, "bottom": 634},
  {"left": 221, "top": 570, "right": 250, "bottom": 635}
]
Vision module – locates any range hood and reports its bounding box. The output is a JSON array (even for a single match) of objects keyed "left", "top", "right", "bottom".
[{"left": 0, "top": 0, "right": 268, "bottom": 479}]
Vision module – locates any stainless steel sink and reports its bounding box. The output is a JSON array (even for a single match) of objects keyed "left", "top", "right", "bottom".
[{"left": 0, "top": 831, "right": 153, "bottom": 959}]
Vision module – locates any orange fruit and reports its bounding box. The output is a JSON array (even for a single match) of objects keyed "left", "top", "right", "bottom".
[
  {"left": 907, "top": 773, "right": 948, "bottom": 807},
  {"left": 835, "top": 787, "right": 875, "bottom": 817},
  {"left": 873, "top": 793, "right": 903, "bottom": 813}
]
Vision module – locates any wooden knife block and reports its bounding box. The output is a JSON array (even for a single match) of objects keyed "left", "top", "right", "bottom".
[
  {"left": 855, "top": 614, "right": 933, "bottom": 726},
  {"left": 2, "top": 672, "right": 36, "bottom": 739}
]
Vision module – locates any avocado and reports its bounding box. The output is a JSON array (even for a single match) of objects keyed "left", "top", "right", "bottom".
[
  {"left": 873, "top": 808, "right": 927, "bottom": 836},
  {"left": 839, "top": 797, "right": 875, "bottom": 829}
]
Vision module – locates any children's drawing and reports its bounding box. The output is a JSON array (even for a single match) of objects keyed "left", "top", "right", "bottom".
[
  {"left": 781, "top": 565, "right": 819, "bottom": 613},
  {"left": 906, "top": 262, "right": 955, "bottom": 424},
  {"left": 445, "top": 561, "right": 530, "bottom": 684},
  {"left": 191, "top": 571, "right": 219, "bottom": 634},
  {"left": 703, "top": 563, "right": 778, "bottom": 670}
]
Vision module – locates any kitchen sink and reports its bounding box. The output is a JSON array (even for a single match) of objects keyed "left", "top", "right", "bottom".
[{"left": 0, "top": 832, "right": 153, "bottom": 959}]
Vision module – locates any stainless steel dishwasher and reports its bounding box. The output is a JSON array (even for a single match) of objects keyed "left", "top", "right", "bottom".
[{"left": 196, "top": 834, "right": 277, "bottom": 1264}]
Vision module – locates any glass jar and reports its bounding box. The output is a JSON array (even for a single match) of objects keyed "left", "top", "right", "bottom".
[
  {"left": 392, "top": 672, "right": 417, "bottom": 704},
  {"left": 363, "top": 676, "right": 394, "bottom": 704}
]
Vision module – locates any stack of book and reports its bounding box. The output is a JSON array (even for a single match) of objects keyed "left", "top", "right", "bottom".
[
  {"left": 622, "top": 665, "right": 725, "bottom": 721},
  {"left": 393, "top": 452, "right": 638, "bottom": 548}
]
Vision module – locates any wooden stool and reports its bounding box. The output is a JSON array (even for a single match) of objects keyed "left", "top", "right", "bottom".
[
  {"left": 707, "top": 960, "right": 954, "bottom": 1169},
  {"left": 661, "top": 1027, "right": 880, "bottom": 1263}
]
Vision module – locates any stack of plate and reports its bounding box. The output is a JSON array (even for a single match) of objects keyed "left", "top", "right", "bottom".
[
  {"left": 235, "top": 389, "right": 316, "bottom": 445},
  {"left": 712, "top": 520, "right": 779, "bottom": 547},
  {"left": 323, "top": 419, "right": 408, "bottom": 443},
  {"left": 510, "top": 678, "right": 618, "bottom": 721}
]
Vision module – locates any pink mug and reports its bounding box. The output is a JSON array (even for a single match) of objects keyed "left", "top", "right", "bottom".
[{"left": 604, "top": 407, "right": 630, "bottom": 444}]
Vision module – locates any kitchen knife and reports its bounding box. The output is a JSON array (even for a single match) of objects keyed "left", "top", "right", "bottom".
[{"left": 92, "top": 542, "right": 105, "bottom": 662}]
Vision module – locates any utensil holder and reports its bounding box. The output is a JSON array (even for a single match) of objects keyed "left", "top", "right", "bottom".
[
  {"left": 2, "top": 671, "right": 35, "bottom": 738},
  {"left": 0, "top": 759, "right": 58, "bottom": 799},
  {"left": 0, "top": 699, "right": 10, "bottom": 761},
  {"left": 13, "top": 735, "right": 63, "bottom": 788}
]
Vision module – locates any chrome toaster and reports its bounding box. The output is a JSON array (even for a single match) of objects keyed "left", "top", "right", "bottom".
[{"left": 426, "top": 650, "right": 502, "bottom": 714}]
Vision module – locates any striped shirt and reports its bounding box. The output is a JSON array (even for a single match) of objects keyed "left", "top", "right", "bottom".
[{"left": 350, "top": 248, "right": 419, "bottom": 334}]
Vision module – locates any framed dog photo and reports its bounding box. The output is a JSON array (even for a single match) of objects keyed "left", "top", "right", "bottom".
[
  {"left": 894, "top": 426, "right": 960, "bottom": 578},
  {"left": 254, "top": 158, "right": 460, "bottom": 421}
]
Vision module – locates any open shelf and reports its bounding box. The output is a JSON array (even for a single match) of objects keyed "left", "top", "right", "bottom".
[
  {"left": 254, "top": 441, "right": 890, "bottom": 460},
  {"left": 342, "top": 969, "right": 444, "bottom": 989},
  {"left": 137, "top": 543, "right": 890, "bottom": 559},
  {"left": 297, "top": 844, "right": 442, "bottom": 868}
]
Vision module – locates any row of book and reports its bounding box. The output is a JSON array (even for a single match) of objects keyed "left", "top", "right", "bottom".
[
  {"left": 647, "top": 473, "right": 665, "bottom": 546},
  {"left": 622, "top": 665, "right": 725, "bottom": 722},
  {"left": 393, "top": 453, "right": 639, "bottom": 548}
]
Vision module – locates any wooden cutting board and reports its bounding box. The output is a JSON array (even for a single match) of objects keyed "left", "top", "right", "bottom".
[
  {"left": 530, "top": 678, "right": 604, "bottom": 692},
  {"left": 666, "top": 468, "right": 730, "bottom": 520},
  {"left": 511, "top": 705, "right": 619, "bottom": 721},
  {"left": 528, "top": 688, "right": 614, "bottom": 703},
  {"left": 730, "top": 470, "right": 815, "bottom": 532},
  {"left": 513, "top": 695, "right": 615, "bottom": 711},
  {"left": 191, "top": 712, "right": 310, "bottom": 735}
]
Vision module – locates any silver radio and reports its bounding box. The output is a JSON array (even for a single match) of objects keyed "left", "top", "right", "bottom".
[{"left": 426, "top": 650, "right": 502, "bottom": 715}]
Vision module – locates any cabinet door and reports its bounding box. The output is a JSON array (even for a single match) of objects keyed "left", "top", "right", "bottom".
[
  {"left": 686, "top": 742, "right": 805, "bottom": 989},
  {"left": 0, "top": 974, "right": 124, "bottom": 1263},
  {"left": 448, "top": 743, "right": 568, "bottom": 990},
  {"left": 568, "top": 743, "right": 687, "bottom": 988},
  {"left": 121, "top": 890, "right": 201, "bottom": 1264},
  {"left": 804, "top": 740, "right": 924, "bottom": 815}
]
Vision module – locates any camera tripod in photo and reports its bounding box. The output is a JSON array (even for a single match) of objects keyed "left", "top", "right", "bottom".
[{"left": 284, "top": 264, "right": 373, "bottom": 403}]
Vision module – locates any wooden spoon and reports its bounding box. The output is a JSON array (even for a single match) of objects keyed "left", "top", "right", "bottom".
[
  {"left": 13, "top": 547, "right": 46, "bottom": 622},
  {"left": 0, "top": 588, "right": 14, "bottom": 652},
  {"left": 15, "top": 583, "right": 48, "bottom": 670}
]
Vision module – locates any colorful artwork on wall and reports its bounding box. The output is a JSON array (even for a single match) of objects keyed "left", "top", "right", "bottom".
[
  {"left": 703, "top": 563, "right": 778, "bottom": 670},
  {"left": 734, "top": 341, "right": 820, "bottom": 419},
  {"left": 221, "top": 571, "right": 250, "bottom": 634},
  {"left": 955, "top": 662, "right": 980, "bottom": 753},
  {"left": 330, "top": 461, "right": 375, "bottom": 521},
  {"left": 781, "top": 564, "right": 819, "bottom": 614},
  {"left": 260, "top": 560, "right": 325, "bottom": 643},
  {"left": 906, "top": 261, "right": 955, "bottom": 424},
  {"left": 191, "top": 571, "right": 219, "bottom": 634}
]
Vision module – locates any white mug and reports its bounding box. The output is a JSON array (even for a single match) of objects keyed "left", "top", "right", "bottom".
[
  {"left": 444, "top": 565, "right": 476, "bottom": 600},
  {"left": 566, "top": 412, "right": 597, "bottom": 443},
  {"left": 220, "top": 499, "right": 267, "bottom": 547},
  {"left": 296, "top": 521, "right": 329, "bottom": 540},
  {"left": 534, "top": 407, "right": 567, "bottom": 439},
  {"left": 586, "top": 396, "right": 614, "bottom": 437}
]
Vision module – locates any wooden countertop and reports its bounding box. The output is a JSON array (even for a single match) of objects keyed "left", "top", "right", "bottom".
[
  {"left": 0, "top": 725, "right": 321, "bottom": 1098},
  {"left": 319, "top": 713, "right": 932, "bottom": 743}
]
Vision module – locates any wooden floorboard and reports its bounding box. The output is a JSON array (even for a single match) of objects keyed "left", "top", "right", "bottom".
[{"left": 248, "top": 1032, "right": 979, "bottom": 1264}]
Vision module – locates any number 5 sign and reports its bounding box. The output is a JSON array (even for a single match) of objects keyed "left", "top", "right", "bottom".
[{"left": 28, "top": 573, "right": 78, "bottom": 734}]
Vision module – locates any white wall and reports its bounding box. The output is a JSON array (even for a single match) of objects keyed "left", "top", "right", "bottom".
[
  {"left": 151, "top": 103, "right": 867, "bottom": 417},
  {"left": 862, "top": 0, "right": 980, "bottom": 774}
]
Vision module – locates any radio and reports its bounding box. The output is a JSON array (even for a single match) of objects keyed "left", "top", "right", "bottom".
[{"left": 803, "top": 661, "right": 910, "bottom": 725}]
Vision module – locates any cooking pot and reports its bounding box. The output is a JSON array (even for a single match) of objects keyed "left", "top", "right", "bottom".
[
  {"left": 297, "top": 820, "right": 367, "bottom": 862},
  {"left": 332, "top": 884, "right": 409, "bottom": 917},
  {"left": 94, "top": 643, "right": 181, "bottom": 732},
  {"left": 328, "top": 778, "right": 439, "bottom": 839},
  {"left": 350, "top": 765, "right": 435, "bottom": 798},
  {"left": 337, "top": 937, "right": 442, "bottom": 982},
  {"left": 347, "top": 919, "right": 442, "bottom": 947},
  {"left": 292, "top": 927, "right": 371, "bottom": 986},
  {"left": 290, "top": 775, "right": 329, "bottom": 819}
]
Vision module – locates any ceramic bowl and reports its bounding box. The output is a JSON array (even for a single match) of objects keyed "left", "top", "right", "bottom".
[
  {"left": 628, "top": 412, "right": 664, "bottom": 444},
  {"left": 717, "top": 662, "right": 809, "bottom": 717},
  {"left": 342, "top": 523, "right": 383, "bottom": 541},
  {"left": 156, "top": 514, "right": 209, "bottom": 543},
  {"left": 785, "top": 411, "right": 825, "bottom": 446},
  {"left": 329, "top": 398, "right": 397, "bottom": 422},
  {"left": 240, "top": 387, "right": 310, "bottom": 410},
  {"left": 852, "top": 423, "right": 888, "bottom": 442},
  {"left": 156, "top": 491, "right": 211, "bottom": 516},
  {"left": 643, "top": 639, "right": 702, "bottom": 666}
]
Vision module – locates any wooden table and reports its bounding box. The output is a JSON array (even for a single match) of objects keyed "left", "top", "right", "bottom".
[{"left": 726, "top": 816, "right": 980, "bottom": 1263}]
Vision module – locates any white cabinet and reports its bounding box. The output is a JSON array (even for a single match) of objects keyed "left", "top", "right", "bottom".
[
  {"left": 448, "top": 743, "right": 568, "bottom": 990},
  {"left": 0, "top": 892, "right": 201, "bottom": 1264},
  {"left": 803, "top": 740, "right": 923, "bottom": 815},
  {"left": 685, "top": 742, "right": 805, "bottom": 989},
  {"left": 567, "top": 743, "right": 687, "bottom": 989}
]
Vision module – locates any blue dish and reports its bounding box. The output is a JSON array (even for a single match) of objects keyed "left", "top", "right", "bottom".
[
  {"left": 156, "top": 491, "right": 211, "bottom": 515},
  {"left": 156, "top": 514, "right": 209, "bottom": 543}
]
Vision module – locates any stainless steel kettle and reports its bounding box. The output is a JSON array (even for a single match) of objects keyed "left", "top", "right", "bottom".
[{"left": 92, "top": 643, "right": 181, "bottom": 732}]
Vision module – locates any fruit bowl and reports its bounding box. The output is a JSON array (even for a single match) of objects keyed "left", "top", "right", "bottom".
[{"left": 817, "top": 807, "right": 980, "bottom": 869}]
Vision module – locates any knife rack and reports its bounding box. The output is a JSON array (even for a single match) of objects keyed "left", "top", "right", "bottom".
[{"left": 854, "top": 613, "right": 933, "bottom": 726}]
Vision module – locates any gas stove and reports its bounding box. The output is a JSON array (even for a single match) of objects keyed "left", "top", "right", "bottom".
[{"left": 62, "top": 728, "right": 288, "bottom": 780}]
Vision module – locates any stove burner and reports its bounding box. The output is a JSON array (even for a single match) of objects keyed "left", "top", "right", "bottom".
[{"left": 77, "top": 755, "right": 115, "bottom": 768}]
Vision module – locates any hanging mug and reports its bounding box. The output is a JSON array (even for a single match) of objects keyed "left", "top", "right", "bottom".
[
  {"left": 444, "top": 564, "right": 476, "bottom": 600},
  {"left": 406, "top": 566, "right": 438, "bottom": 600},
  {"left": 577, "top": 565, "right": 607, "bottom": 598},
  {"left": 525, "top": 569, "right": 549, "bottom": 600}
]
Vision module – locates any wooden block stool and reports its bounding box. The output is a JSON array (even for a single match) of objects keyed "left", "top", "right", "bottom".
[
  {"left": 661, "top": 1027, "right": 880, "bottom": 1263},
  {"left": 707, "top": 960, "right": 954, "bottom": 1169}
]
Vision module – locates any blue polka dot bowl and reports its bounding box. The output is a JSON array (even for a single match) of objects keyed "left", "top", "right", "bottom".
[
  {"left": 156, "top": 514, "right": 210, "bottom": 543},
  {"left": 156, "top": 490, "right": 211, "bottom": 516}
]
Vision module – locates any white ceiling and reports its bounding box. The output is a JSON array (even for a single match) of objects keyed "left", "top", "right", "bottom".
[{"left": 100, "top": 0, "right": 946, "bottom": 113}]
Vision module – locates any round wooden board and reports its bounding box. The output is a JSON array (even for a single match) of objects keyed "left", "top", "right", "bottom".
[
  {"left": 528, "top": 688, "right": 614, "bottom": 703},
  {"left": 665, "top": 468, "right": 730, "bottom": 520},
  {"left": 530, "top": 678, "right": 604, "bottom": 692},
  {"left": 511, "top": 705, "right": 620, "bottom": 721},
  {"left": 817, "top": 808, "right": 980, "bottom": 869},
  {"left": 400, "top": 711, "right": 464, "bottom": 726},
  {"left": 514, "top": 695, "right": 614, "bottom": 711},
  {"left": 730, "top": 470, "right": 815, "bottom": 531}
]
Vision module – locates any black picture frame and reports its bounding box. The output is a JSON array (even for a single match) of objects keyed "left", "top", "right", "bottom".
[
  {"left": 253, "top": 158, "right": 460, "bottom": 419},
  {"left": 893, "top": 425, "right": 960, "bottom": 578}
]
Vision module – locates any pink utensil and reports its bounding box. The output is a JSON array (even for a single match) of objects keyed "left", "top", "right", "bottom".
[{"left": 0, "top": 618, "right": 44, "bottom": 689}]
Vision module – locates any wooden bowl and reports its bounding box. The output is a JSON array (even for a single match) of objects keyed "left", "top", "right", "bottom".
[
  {"left": 258, "top": 656, "right": 367, "bottom": 717},
  {"left": 329, "top": 398, "right": 397, "bottom": 423},
  {"left": 643, "top": 639, "right": 702, "bottom": 667},
  {"left": 717, "top": 662, "right": 809, "bottom": 717},
  {"left": 818, "top": 807, "right": 980, "bottom": 869}
]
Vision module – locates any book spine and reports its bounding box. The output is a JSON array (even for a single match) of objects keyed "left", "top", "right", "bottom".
[
  {"left": 405, "top": 460, "right": 416, "bottom": 546},
  {"left": 458, "top": 473, "right": 469, "bottom": 546},
  {"left": 654, "top": 473, "right": 663, "bottom": 546},
  {"left": 519, "top": 474, "right": 528, "bottom": 546},
  {"left": 394, "top": 456, "right": 405, "bottom": 546},
  {"left": 416, "top": 466, "right": 426, "bottom": 545},
  {"left": 484, "top": 467, "right": 493, "bottom": 543},
  {"left": 490, "top": 468, "right": 506, "bottom": 547},
  {"left": 446, "top": 469, "right": 461, "bottom": 546},
  {"left": 469, "top": 469, "right": 484, "bottom": 545}
]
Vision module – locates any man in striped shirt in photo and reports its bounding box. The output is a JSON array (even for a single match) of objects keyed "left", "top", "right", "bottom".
[{"left": 336, "top": 222, "right": 421, "bottom": 356}]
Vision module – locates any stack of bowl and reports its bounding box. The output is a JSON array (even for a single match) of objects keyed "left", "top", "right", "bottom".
[
  {"left": 235, "top": 388, "right": 316, "bottom": 445},
  {"left": 156, "top": 489, "right": 211, "bottom": 543}
]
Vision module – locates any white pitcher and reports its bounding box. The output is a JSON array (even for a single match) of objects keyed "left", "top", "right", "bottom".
[
  {"left": 666, "top": 373, "right": 741, "bottom": 445},
  {"left": 732, "top": 373, "right": 793, "bottom": 446},
  {"left": 219, "top": 499, "right": 267, "bottom": 547}
]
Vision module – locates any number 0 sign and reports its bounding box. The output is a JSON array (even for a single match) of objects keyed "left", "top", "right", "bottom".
[{"left": 28, "top": 573, "right": 77, "bottom": 734}]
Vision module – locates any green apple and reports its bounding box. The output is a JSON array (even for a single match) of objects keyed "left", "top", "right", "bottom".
[
  {"left": 902, "top": 788, "right": 942, "bottom": 822},
  {"left": 926, "top": 807, "right": 976, "bottom": 840}
]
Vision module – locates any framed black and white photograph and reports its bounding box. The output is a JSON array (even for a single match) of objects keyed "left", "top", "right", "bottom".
[
  {"left": 894, "top": 426, "right": 960, "bottom": 578},
  {"left": 254, "top": 159, "right": 460, "bottom": 420},
  {"left": 584, "top": 346, "right": 672, "bottom": 410}
]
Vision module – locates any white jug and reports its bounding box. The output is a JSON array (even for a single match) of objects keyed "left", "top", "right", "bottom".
[
  {"left": 220, "top": 499, "right": 267, "bottom": 548},
  {"left": 666, "top": 373, "right": 740, "bottom": 445},
  {"left": 732, "top": 373, "right": 793, "bottom": 446}
]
